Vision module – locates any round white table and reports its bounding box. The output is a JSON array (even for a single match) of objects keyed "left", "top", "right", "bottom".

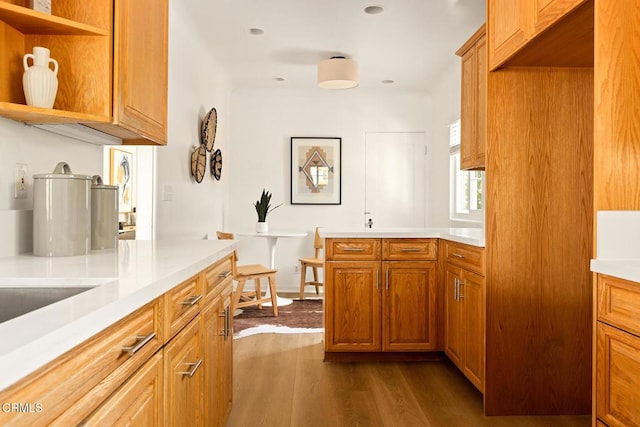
[{"left": 236, "top": 230, "right": 307, "bottom": 307}]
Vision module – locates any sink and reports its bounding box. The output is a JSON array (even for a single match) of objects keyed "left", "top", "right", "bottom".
[{"left": 0, "top": 286, "right": 94, "bottom": 324}]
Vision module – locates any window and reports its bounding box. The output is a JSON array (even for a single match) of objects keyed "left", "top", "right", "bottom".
[{"left": 449, "top": 119, "right": 484, "bottom": 222}]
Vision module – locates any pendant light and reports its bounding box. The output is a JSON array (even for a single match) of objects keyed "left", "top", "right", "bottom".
[{"left": 317, "top": 56, "right": 359, "bottom": 89}]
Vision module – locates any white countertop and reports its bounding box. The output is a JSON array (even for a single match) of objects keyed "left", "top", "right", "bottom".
[
  {"left": 0, "top": 239, "right": 236, "bottom": 392},
  {"left": 319, "top": 227, "right": 485, "bottom": 247}
]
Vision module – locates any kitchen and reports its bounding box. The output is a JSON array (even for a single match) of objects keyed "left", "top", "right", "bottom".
[{"left": 0, "top": 0, "right": 638, "bottom": 426}]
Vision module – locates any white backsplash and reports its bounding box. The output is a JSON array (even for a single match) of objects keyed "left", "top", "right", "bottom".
[{"left": 597, "top": 210, "right": 640, "bottom": 259}]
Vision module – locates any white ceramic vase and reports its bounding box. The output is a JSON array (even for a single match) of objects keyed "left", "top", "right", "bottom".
[
  {"left": 256, "top": 221, "right": 268, "bottom": 233},
  {"left": 23, "top": 46, "right": 58, "bottom": 108}
]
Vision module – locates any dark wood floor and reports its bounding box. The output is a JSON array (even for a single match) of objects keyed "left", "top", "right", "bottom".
[{"left": 227, "top": 333, "right": 590, "bottom": 427}]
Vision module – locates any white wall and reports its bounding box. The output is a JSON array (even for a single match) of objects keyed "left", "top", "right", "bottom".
[
  {"left": 226, "top": 88, "right": 442, "bottom": 291},
  {"left": 153, "top": 1, "right": 232, "bottom": 241}
]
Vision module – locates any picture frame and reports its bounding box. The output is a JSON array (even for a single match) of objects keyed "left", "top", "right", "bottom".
[
  {"left": 291, "top": 137, "right": 341, "bottom": 205},
  {"left": 109, "top": 148, "right": 134, "bottom": 213}
]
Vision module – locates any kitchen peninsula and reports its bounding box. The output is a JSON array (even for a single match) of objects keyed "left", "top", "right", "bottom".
[
  {"left": 0, "top": 239, "right": 236, "bottom": 425},
  {"left": 320, "top": 227, "right": 485, "bottom": 391}
]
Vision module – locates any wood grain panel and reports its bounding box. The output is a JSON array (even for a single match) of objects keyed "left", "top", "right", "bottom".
[
  {"left": 381, "top": 238, "right": 437, "bottom": 261},
  {"left": 486, "top": 68, "right": 593, "bottom": 415},
  {"left": 443, "top": 240, "right": 485, "bottom": 276},
  {"left": 326, "top": 238, "right": 381, "bottom": 261},
  {"left": 165, "top": 274, "right": 203, "bottom": 340},
  {"left": 382, "top": 261, "right": 437, "bottom": 351},
  {"left": 597, "top": 274, "right": 640, "bottom": 336},
  {"left": 596, "top": 323, "right": 640, "bottom": 426},
  {"left": 488, "top": 0, "right": 529, "bottom": 69},
  {"left": 461, "top": 269, "right": 485, "bottom": 393},
  {"left": 81, "top": 352, "right": 164, "bottom": 426},
  {"left": 0, "top": 21, "right": 26, "bottom": 104},
  {"left": 0, "top": 298, "right": 162, "bottom": 426},
  {"left": 594, "top": 0, "right": 640, "bottom": 223},
  {"left": 324, "top": 261, "right": 381, "bottom": 352},
  {"left": 533, "top": 0, "right": 587, "bottom": 36}
]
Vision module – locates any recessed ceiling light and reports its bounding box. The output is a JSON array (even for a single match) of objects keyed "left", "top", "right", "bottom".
[
  {"left": 364, "top": 5, "right": 384, "bottom": 14},
  {"left": 274, "top": 77, "right": 285, "bottom": 82},
  {"left": 382, "top": 79, "right": 395, "bottom": 84},
  {"left": 249, "top": 28, "right": 265, "bottom": 35}
]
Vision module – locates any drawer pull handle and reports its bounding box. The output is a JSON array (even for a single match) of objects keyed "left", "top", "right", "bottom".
[
  {"left": 343, "top": 248, "right": 365, "bottom": 252},
  {"left": 452, "top": 253, "right": 464, "bottom": 259},
  {"left": 401, "top": 248, "right": 422, "bottom": 252},
  {"left": 181, "top": 294, "right": 203, "bottom": 306},
  {"left": 218, "top": 271, "right": 232, "bottom": 279},
  {"left": 122, "top": 332, "right": 156, "bottom": 355},
  {"left": 178, "top": 359, "right": 203, "bottom": 377}
]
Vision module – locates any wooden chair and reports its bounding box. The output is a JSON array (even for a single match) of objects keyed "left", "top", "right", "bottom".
[
  {"left": 299, "top": 227, "right": 324, "bottom": 300},
  {"left": 216, "top": 231, "right": 278, "bottom": 316}
]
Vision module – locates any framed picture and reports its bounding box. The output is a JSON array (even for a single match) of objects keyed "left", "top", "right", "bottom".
[
  {"left": 291, "top": 137, "right": 341, "bottom": 205},
  {"left": 109, "top": 148, "right": 134, "bottom": 213}
]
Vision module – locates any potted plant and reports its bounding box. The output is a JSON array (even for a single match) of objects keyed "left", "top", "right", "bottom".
[{"left": 254, "top": 189, "right": 281, "bottom": 233}]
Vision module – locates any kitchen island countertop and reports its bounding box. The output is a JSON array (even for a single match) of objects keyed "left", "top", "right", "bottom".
[
  {"left": 319, "top": 227, "right": 485, "bottom": 247},
  {"left": 0, "top": 239, "right": 236, "bottom": 392}
]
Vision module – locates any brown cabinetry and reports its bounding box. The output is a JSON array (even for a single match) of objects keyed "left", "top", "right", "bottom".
[
  {"left": 487, "top": 0, "right": 592, "bottom": 70},
  {"left": 325, "top": 238, "right": 438, "bottom": 354},
  {"left": 444, "top": 258, "right": 485, "bottom": 392},
  {"left": 457, "top": 25, "right": 486, "bottom": 171},
  {"left": 0, "top": 0, "right": 168, "bottom": 145},
  {"left": 0, "top": 252, "right": 235, "bottom": 426},
  {"left": 595, "top": 274, "right": 640, "bottom": 427}
]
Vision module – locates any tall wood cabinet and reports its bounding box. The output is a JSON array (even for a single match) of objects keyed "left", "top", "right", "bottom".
[
  {"left": 457, "top": 25, "right": 486, "bottom": 171},
  {"left": 324, "top": 238, "right": 438, "bottom": 354},
  {"left": 443, "top": 240, "right": 485, "bottom": 392},
  {"left": 0, "top": 0, "right": 168, "bottom": 145}
]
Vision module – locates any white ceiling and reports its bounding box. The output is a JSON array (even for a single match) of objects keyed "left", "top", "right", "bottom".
[{"left": 185, "top": 0, "right": 486, "bottom": 92}]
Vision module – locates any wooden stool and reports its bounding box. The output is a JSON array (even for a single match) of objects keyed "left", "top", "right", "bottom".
[{"left": 299, "top": 227, "right": 323, "bottom": 300}]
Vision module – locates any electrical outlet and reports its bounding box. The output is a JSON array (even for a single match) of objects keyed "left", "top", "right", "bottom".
[
  {"left": 294, "top": 264, "right": 299, "bottom": 273},
  {"left": 14, "top": 163, "right": 28, "bottom": 199}
]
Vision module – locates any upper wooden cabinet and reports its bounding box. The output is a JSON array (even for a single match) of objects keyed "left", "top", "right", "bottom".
[
  {"left": 90, "top": 0, "right": 168, "bottom": 145},
  {"left": 0, "top": 0, "right": 168, "bottom": 145},
  {"left": 456, "top": 25, "right": 486, "bottom": 171},
  {"left": 487, "top": 0, "right": 593, "bottom": 70}
]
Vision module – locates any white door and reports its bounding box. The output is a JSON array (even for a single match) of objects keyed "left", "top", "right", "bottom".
[{"left": 364, "top": 132, "right": 426, "bottom": 229}]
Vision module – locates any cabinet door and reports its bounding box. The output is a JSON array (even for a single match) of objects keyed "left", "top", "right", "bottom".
[
  {"left": 460, "top": 269, "right": 485, "bottom": 393},
  {"left": 596, "top": 322, "right": 640, "bottom": 427},
  {"left": 325, "top": 261, "right": 381, "bottom": 352},
  {"left": 474, "top": 35, "right": 487, "bottom": 168},
  {"left": 217, "top": 283, "right": 233, "bottom": 425},
  {"left": 533, "top": 0, "right": 586, "bottom": 36},
  {"left": 114, "top": 0, "right": 168, "bottom": 144},
  {"left": 460, "top": 46, "right": 476, "bottom": 170},
  {"left": 488, "top": 0, "right": 530, "bottom": 69},
  {"left": 444, "top": 264, "right": 464, "bottom": 367},
  {"left": 164, "top": 316, "right": 203, "bottom": 427},
  {"left": 382, "top": 261, "right": 437, "bottom": 351},
  {"left": 82, "top": 352, "right": 164, "bottom": 426}
]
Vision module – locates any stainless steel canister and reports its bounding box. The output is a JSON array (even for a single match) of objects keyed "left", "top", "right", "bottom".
[
  {"left": 33, "top": 162, "right": 91, "bottom": 256},
  {"left": 90, "top": 175, "right": 119, "bottom": 250}
]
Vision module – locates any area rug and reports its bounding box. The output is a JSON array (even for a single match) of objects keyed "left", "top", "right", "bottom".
[{"left": 233, "top": 299, "right": 323, "bottom": 338}]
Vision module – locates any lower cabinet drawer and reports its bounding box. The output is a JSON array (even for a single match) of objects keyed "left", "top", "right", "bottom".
[
  {"left": 81, "top": 352, "right": 164, "bottom": 426},
  {"left": 598, "top": 274, "right": 640, "bottom": 336},
  {"left": 596, "top": 322, "right": 640, "bottom": 427},
  {"left": 326, "top": 238, "right": 381, "bottom": 261},
  {"left": 443, "top": 240, "right": 485, "bottom": 275},
  {"left": 0, "top": 298, "right": 162, "bottom": 426},
  {"left": 165, "top": 274, "right": 203, "bottom": 339},
  {"left": 382, "top": 238, "right": 437, "bottom": 260},
  {"left": 203, "top": 254, "right": 233, "bottom": 297}
]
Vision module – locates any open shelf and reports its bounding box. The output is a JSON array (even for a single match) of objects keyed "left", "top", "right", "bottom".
[
  {"left": 0, "top": 102, "right": 110, "bottom": 124},
  {"left": 0, "top": 2, "right": 107, "bottom": 36}
]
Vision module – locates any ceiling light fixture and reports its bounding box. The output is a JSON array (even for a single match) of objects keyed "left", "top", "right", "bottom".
[
  {"left": 364, "top": 5, "right": 384, "bottom": 14},
  {"left": 317, "top": 56, "right": 359, "bottom": 89}
]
